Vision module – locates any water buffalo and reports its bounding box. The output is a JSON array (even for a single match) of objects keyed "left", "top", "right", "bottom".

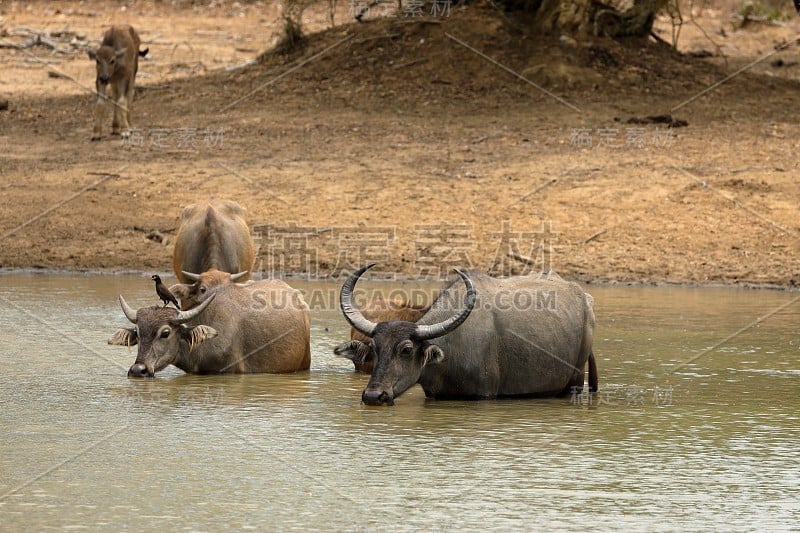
[
  {"left": 335, "top": 295, "right": 430, "bottom": 373},
  {"left": 338, "top": 265, "right": 598, "bottom": 406},
  {"left": 172, "top": 198, "right": 255, "bottom": 285},
  {"left": 109, "top": 270, "right": 311, "bottom": 377},
  {"left": 88, "top": 25, "right": 148, "bottom": 140},
  {"left": 170, "top": 268, "right": 248, "bottom": 310}
]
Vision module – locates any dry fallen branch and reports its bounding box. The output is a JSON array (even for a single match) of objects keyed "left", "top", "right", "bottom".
[
  {"left": 45, "top": 68, "right": 86, "bottom": 88},
  {"left": 137, "top": 84, "right": 171, "bottom": 91},
  {"left": 133, "top": 225, "right": 175, "bottom": 246},
  {"left": 223, "top": 59, "right": 256, "bottom": 71},
  {"left": 145, "top": 231, "right": 170, "bottom": 246},
  {"left": 583, "top": 229, "right": 607, "bottom": 244},
  {"left": 396, "top": 19, "right": 443, "bottom": 25},
  {"left": 625, "top": 114, "right": 688, "bottom": 127},
  {"left": 170, "top": 41, "right": 196, "bottom": 59},
  {"left": 1, "top": 27, "right": 90, "bottom": 54},
  {"left": 133, "top": 225, "right": 175, "bottom": 233},
  {"left": 507, "top": 252, "right": 536, "bottom": 266},
  {"left": 195, "top": 30, "right": 234, "bottom": 38},
  {"left": 353, "top": 33, "right": 400, "bottom": 44},
  {"left": 49, "top": 29, "right": 88, "bottom": 40},
  {"left": 169, "top": 61, "right": 206, "bottom": 73},
  {"left": 18, "top": 56, "right": 62, "bottom": 64},
  {"left": 392, "top": 58, "right": 426, "bottom": 70},
  {"left": 732, "top": 13, "right": 788, "bottom": 28}
]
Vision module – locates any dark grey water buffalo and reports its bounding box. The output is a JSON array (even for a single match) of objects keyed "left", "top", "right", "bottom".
[
  {"left": 172, "top": 198, "right": 255, "bottom": 285},
  {"left": 337, "top": 265, "right": 598, "bottom": 406},
  {"left": 335, "top": 295, "right": 430, "bottom": 373},
  {"left": 109, "top": 270, "right": 311, "bottom": 377}
]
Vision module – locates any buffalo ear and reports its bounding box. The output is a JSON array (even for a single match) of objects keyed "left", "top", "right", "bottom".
[
  {"left": 180, "top": 325, "right": 217, "bottom": 352},
  {"left": 422, "top": 345, "right": 445, "bottom": 366},
  {"left": 168, "top": 283, "right": 192, "bottom": 300},
  {"left": 333, "top": 340, "right": 371, "bottom": 363},
  {"left": 108, "top": 328, "right": 138, "bottom": 347}
]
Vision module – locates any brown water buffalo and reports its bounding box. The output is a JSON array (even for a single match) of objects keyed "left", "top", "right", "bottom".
[
  {"left": 338, "top": 265, "right": 598, "bottom": 406},
  {"left": 88, "top": 25, "right": 148, "bottom": 140},
  {"left": 170, "top": 269, "right": 248, "bottom": 310},
  {"left": 172, "top": 199, "right": 255, "bottom": 285},
  {"left": 334, "top": 296, "right": 430, "bottom": 373},
  {"left": 109, "top": 270, "right": 311, "bottom": 377},
  {"left": 169, "top": 268, "right": 252, "bottom": 309}
]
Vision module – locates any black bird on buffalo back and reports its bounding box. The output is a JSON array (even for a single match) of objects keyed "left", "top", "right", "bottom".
[{"left": 152, "top": 275, "right": 179, "bottom": 308}]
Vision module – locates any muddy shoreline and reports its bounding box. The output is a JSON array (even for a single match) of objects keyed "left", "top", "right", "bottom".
[
  {"left": 1, "top": 2, "right": 799, "bottom": 289},
  {"left": 2, "top": 267, "right": 796, "bottom": 293}
]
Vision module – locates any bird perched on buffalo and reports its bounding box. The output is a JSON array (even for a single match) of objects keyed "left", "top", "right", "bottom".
[{"left": 152, "top": 275, "right": 179, "bottom": 308}]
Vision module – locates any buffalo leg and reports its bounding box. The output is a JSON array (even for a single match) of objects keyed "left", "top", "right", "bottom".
[{"left": 92, "top": 83, "right": 106, "bottom": 141}]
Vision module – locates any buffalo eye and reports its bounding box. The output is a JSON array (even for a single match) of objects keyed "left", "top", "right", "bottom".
[
  {"left": 399, "top": 344, "right": 413, "bottom": 357},
  {"left": 199, "top": 286, "right": 207, "bottom": 294},
  {"left": 160, "top": 329, "right": 171, "bottom": 339}
]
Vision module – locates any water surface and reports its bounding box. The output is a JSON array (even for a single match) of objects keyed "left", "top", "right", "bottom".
[{"left": 1, "top": 274, "right": 798, "bottom": 530}]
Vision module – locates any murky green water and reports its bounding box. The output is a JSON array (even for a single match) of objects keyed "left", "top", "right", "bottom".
[{"left": 1, "top": 274, "right": 798, "bottom": 530}]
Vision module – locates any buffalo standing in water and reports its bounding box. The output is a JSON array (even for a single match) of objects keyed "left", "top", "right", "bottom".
[
  {"left": 336, "top": 265, "right": 597, "bottom": 406},
  {"left": 335, "top": 295, "right": 430, "bottom": 373},
  {"left": 110, "top": 270, "right": 311, "bottom": 377},
  {"left": 172, "top": 198, "right": 255, "bottom": 285}
]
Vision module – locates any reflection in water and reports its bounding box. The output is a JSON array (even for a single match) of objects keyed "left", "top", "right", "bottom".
[{"left": 0, "top": 274, "right": 798, "bottom": 529}]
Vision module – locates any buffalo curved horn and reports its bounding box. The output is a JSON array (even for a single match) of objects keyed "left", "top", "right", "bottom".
[
  {"left": 118, "top": 295, "right": 138, "bottom": 324},
  {"left": 181, "top": 271, "right": 200, "bottom": 282},
  {"left": 413, "top": 269, "right": 476, "bottom": 341},
  {"left": 172, "top": 293, "right": 216, "bottom": 324},
  {"left": 340, "top": 264, "right": 378, "bottom": 337},
  {"left": 229, "top": 271, "right": 249, "bottom": 281}
]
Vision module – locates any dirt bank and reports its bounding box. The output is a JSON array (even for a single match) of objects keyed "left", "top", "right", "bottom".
[{"left": 1, "top": 1, "right": 799, "bottom": 286}]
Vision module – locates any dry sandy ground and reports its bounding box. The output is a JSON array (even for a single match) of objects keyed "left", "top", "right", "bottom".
[{"left": 0, "top": 0, "right": 799, "bottom": 287}]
